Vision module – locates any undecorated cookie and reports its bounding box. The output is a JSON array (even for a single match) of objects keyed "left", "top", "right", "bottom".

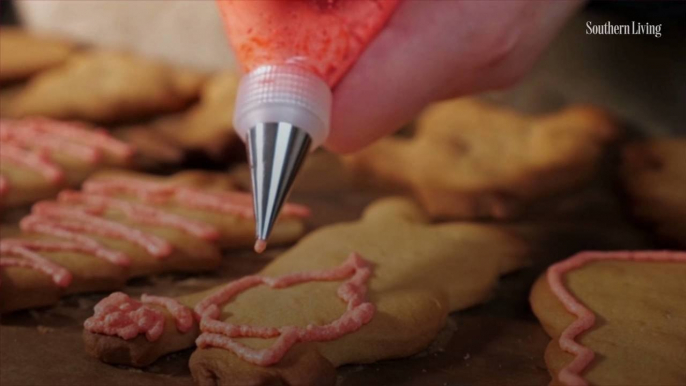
[
  {"left": 622, "top": 139, "right": 686, "bottom": 246},
  {"left": 157, "top": 71, "right": 240, "bottom": 158},
  {"left": 345, "top": 98, "right": 617, "bottom": 220},
  {"left": 0, "top": 28, "right": 75, "bottom": 84},
  {"left": 3, "top": 51, "right": 206, "bottom": 123}
]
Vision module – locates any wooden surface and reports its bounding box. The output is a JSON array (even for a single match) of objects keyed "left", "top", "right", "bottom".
[{"left": 1, "top": 5, "right": 683, "bottom": 386}]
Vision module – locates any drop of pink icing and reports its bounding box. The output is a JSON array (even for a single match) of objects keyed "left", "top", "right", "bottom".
[
  {"left": 547, "top": 250, "right": 686, "bottom": 386},
  {"left": 254, "top": 239, "right": 267, "bottom": 254}
]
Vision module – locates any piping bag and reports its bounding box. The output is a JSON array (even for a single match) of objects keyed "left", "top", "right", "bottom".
[{"left": 216, "top": 0, "right": 400, "bottom": 253}]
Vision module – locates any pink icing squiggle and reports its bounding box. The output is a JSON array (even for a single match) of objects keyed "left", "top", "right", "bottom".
[
  {"left": 19, "top": 217, "right": 130, "bottom": 266},
  {"left": 0, "top": 238, "right": 130, "bottom": 268},
  {"left": 0, "top": 119, "right": 134, "bottom": 197},
  {"left": 194, "top": 252, "right": 375, "bottom": 366},
  {"left": 547, "top": 250, "right": 686, "bottom": 386},
  {"left": 57, "top": 191, "right": 220, "bottom": 241},
  {"left": 82, "top": 178, "right": 311, "bottom": 219},
  {"left": 0, "top": 241, "right": 72, "bottom": 287},
  {"left": 84, "top": 292, "right": 194, "bottom": 341},
  {"left": 0, "top": 144, "right": 64, "bottom": 183},
  {"left": 29, "top": 202, "right": 172, "bottom": 258},
  {"left": 0, "top": 118, "right": 134, "bottom": 160}
]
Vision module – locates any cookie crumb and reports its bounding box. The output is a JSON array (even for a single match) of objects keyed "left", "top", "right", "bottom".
[{"left": 37, "top": 325, "right": 55, "bottom": 334}]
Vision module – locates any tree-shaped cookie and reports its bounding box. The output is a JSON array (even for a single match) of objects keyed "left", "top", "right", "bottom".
[
  {"left": 622, "top": 139, "right": 686, "bottom": 246},
  {"left": 0, "top": 170, "right": 309, "bottom": 314},
  {"left": 84, "top": 197, "right": 527, "bottom": 385},
  {"left": 345, "top": 98, "right": 617, "bottom": 220},
  {"left": 531, "top": 251, "right": 686, "bottom": 386}
]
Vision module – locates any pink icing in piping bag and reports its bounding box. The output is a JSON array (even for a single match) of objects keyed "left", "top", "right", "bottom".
[
  {"left": 216, "top": 0, "right": 400, "bottom": 252},
  {"left": 546, "top": 250, "right": 686, "bottom": 386}
]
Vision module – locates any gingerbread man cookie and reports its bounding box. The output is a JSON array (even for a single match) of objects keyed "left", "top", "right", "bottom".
[
  {"left": 531, "top": 251, "right": 686, "bottom": 386},
  {"left": 345, "top": 98, "right": 617, "bottom": 220},
  {"left": 84, "top": 197, "right": 527, "bottom": 386},
  {"left": 622, "top": 139, "right": 686, "bottom": 246},
  {"left": 0, "top": 118, "right": 135, "bottom": 209},
  {"left": 0, "top": 170, "right": 309, "bottom": 314},
  {"left": 0, "top": 28, "right": 75, "bottom": 84},
  {"left": 3, "top": 51, "right": 206, "bottom": 123}
]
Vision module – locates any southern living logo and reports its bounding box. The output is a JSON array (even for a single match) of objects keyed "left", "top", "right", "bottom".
[{"left": 586, "top": 21, "right": 662, "bottom": 38}]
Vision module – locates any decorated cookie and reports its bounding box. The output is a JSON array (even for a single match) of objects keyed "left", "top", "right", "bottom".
[
  {"left": 622, "top": 139, "right": 686, "bottom": 246},
  {"left": 84, "top": 197, "right": 527, "bottom": 385},
  {"left": 0, "top": 28, "right": 75, "bottom": 84},
  {"left": 0, "top": 170, "right": 309, "bottom": 314},
  {"left": 0, "top": 118, "right": 135, "bottom": 208},
  {"left": 345, "top": 98, "right": 617, "bottom": 219},
  {"left": 530, "top": 251, "right": 686, "bottom": 386},
  {"left": 3, "top": 51, "right": 206, "bottom": 123}
]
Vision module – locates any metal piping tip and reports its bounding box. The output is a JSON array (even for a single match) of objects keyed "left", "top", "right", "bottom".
[{"left": 248, "top": 122, "right": 311, "bottom": 252}]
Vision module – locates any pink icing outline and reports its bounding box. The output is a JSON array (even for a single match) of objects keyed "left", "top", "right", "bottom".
[
  {"left": 84, "top": 292, "right": 194, "bottom": 341},
  {"left": 194, "top": 252, "right": 375, "bottom": 366},
  {"left": 546, "top": 250, "right": 686, "bottom": 386}
]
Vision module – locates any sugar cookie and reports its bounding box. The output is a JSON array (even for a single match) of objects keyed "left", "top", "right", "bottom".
[
  {"left": 345, "top": 98, "right": 617, "bottom": 219},
  {"left": 0, "top": 118, "right": 134, "bottom": 209},
  {"left": 622, "top": 139, "right": 686, "bottom": 246},
  {"left": 0, "top": 28, "right": 75, "bottom": 84},
  {"left": 84, "top": 197, "right": 527, "bottom": 386},
  {"left": 3, "top": 51, "right": 206, "bottom": 123},
  {"left": 530, "top": 251, "right": 686, "bottom": 386},
  {"left": 0, "top": 170, "right": 309, "bottom": 313}
]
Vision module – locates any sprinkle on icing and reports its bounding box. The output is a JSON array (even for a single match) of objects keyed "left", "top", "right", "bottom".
[
  {"left": 84, "top": 292, "right": 194, "bottom": 341},
  {"left": 546, "top": 250, "right": 686, "bottom": 386},
  {"left": 0, "top": 118, "right": 134, "bottom": 196},
  {"left": 194, "top": 252, "right": 375, "bottom": 366},
  {"left": 0, "top": 241, "right": 72, "bottom": 287}
]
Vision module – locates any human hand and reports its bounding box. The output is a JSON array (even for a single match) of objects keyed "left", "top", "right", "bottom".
[{"left": 326, "top": 0, "right": 585, "bottom": 153}]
